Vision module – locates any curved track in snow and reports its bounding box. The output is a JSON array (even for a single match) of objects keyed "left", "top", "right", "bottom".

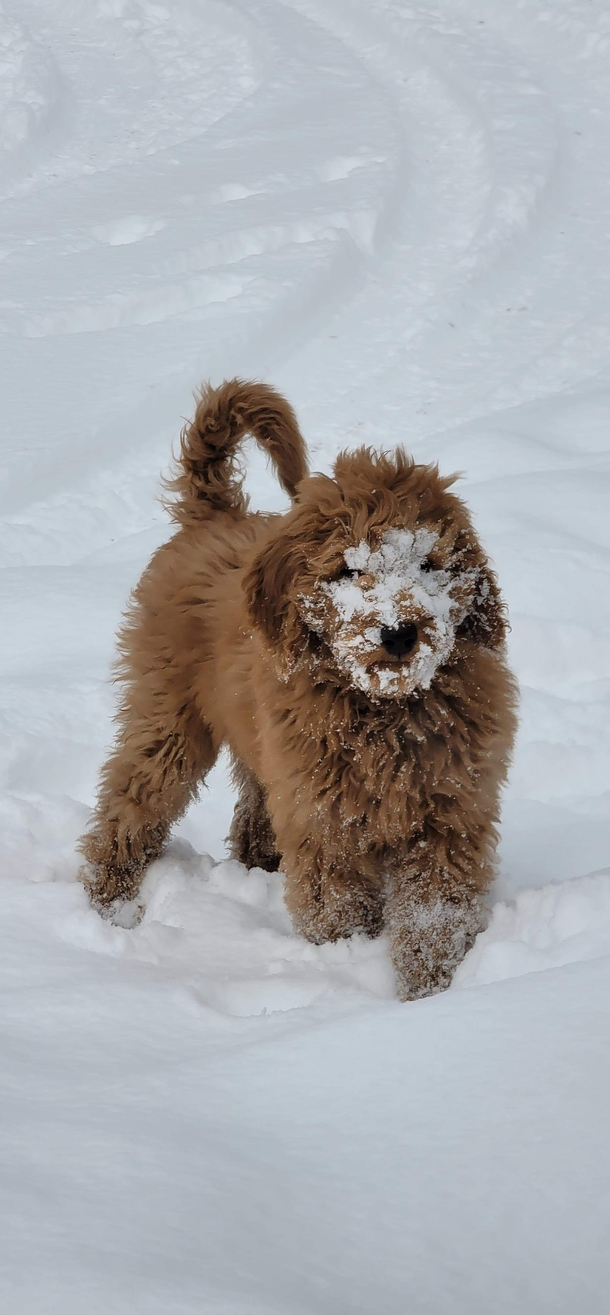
[{"left": 1, "top": 3, "right": 610, "bottom": 1310}]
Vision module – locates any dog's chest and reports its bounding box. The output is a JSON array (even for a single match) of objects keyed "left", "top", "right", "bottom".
[
  {"left": 310, "top": 717, "right": 427, "bottom": 845},
  {"left": 274, "top": 679, "right": 462, "bottom": 845}
]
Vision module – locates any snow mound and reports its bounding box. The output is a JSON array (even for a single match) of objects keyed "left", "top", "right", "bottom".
[
  {"left": 58, "top": 842, "right": 397, "bottom": 1016},
  {"left": 455, "top": 868, "right": 610, "bottom": 988},
  {"left": 56, "top": 841, "right": 610, "bottom": 1014}
]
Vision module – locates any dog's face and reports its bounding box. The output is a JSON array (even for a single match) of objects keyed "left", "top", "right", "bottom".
[
  {"left": 244, "top": 449, "right": 506, "bottom": 700},
  {"left": 302, "top": 525, "right": 481, "bottom": 698}
]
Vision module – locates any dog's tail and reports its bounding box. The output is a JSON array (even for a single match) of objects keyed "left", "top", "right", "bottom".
[{"left": 164, "top": 378, "right": 308, "bottom": 526}]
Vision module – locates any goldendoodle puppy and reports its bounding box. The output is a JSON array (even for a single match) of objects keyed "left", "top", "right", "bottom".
[{"left": 79, "top": 380, "right": 518, "bottom": 999}]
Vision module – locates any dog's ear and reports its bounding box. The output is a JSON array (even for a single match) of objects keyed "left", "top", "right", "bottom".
[
  {"left": 243, "top": 528, "right": 307, "bottom": 666},
  {"left": 459, "top": 557, "right": 507, "bottom": 650}
]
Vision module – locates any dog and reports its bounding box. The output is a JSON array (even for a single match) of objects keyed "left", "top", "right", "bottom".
[{"left": 79, "top": 379, "right": 518, "bottom": 1000}]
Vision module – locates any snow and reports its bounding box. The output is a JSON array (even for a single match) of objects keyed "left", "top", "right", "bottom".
[
  {"left": 454, "top": 866, "right": 610, "bottom": 989},
  {"left": 1, "top": 0, "right": 609, "bottom": 1310}
]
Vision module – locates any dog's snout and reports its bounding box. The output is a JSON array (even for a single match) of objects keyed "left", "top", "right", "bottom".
[{"left": 380, "top": 623, "right": 418, "bottom": 659}]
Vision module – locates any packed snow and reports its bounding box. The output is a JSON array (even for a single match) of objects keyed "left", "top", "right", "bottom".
[{"left": 1, "top": 1, "right": 609, "bottom": 1311}]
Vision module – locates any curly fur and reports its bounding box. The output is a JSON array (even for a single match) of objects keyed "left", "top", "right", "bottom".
[{"left": 79, "top": 378, "right": 518, "bottom": 1000}]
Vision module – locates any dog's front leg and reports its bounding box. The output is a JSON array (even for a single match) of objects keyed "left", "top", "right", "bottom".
[
  {"left": 385, "top": 829, "right": 491, "bottom": 1001},
  {"left": 279, "top": 832, "right": 383, "bottom": 944}
]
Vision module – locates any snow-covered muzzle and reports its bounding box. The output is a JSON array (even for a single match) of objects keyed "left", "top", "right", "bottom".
[{"left": 300, "top": 528, "right": 478, "bottom": 699}]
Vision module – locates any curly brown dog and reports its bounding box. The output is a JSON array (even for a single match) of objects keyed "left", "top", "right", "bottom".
[{"left": 79, "top": 379, "right": 518, "bottom": 1000}]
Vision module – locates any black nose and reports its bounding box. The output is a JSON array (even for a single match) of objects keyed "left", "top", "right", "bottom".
[{"left": 380, "top": 623, "right": 418, "bottom": 659}]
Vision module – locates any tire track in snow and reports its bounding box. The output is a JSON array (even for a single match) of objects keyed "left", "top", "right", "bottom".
[
  {"left": 0, "top": 0, "right": 408, "bottom": 884},
  {"left": 0, "top": 3, "right": 62, "bottom": 183},
  {"left": 274, "top": 1, "right": 610, "bottom": 908},
  {"left": 0, "top": 0, "right": 403, "bottom": 556},
  {"left": 280, "top": 0, "right": 565, "bottom": 442}
]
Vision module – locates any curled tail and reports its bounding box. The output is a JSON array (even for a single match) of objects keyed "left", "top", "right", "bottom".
[{"left": 165, "top": 378, "right": 308, "bottom": 525}]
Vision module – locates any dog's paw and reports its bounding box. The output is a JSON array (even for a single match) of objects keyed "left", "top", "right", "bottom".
[
  {"left": 99, "top": 896, "right": 145, "bottom": 929},
  {"left": 389, "top": 894, "right": 483, "bottom": 1001},
  {"left": 290, "top": 880, "right": 384, "bottom": 945},
  {"left": 78, "top": 861, "right": 144, "bottom": 925}
]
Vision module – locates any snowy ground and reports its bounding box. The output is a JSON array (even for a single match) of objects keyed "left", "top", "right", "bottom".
[{"left": 1, "top": 1, "right": 610, "bottom": 1310}]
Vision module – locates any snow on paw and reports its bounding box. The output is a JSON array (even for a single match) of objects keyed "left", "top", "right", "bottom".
[
  {"left": 389, "top": 896, "right": 484, "bottom": 1002},
  {"left": 97, "top": 895, "right": 145, "bottom": 929}
]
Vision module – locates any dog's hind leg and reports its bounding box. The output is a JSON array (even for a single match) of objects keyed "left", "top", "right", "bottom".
[
  {"left": 228, "top": 759, "right": 280, "bottom": 872},
  {"left": 79, "top": 692, "right": 217, "bottom": 912}
]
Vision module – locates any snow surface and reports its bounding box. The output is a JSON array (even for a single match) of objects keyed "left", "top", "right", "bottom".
[{"left": 1, "top": 0, "right": 610, "bottom": 1310}]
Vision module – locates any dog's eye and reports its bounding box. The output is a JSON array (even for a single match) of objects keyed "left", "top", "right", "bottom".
[
  {"left": 334, "top": 565, "right": 360, "bottom": 581},
  {"left": 420, "top": 557, "right": 435, "bottom": 573}
]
